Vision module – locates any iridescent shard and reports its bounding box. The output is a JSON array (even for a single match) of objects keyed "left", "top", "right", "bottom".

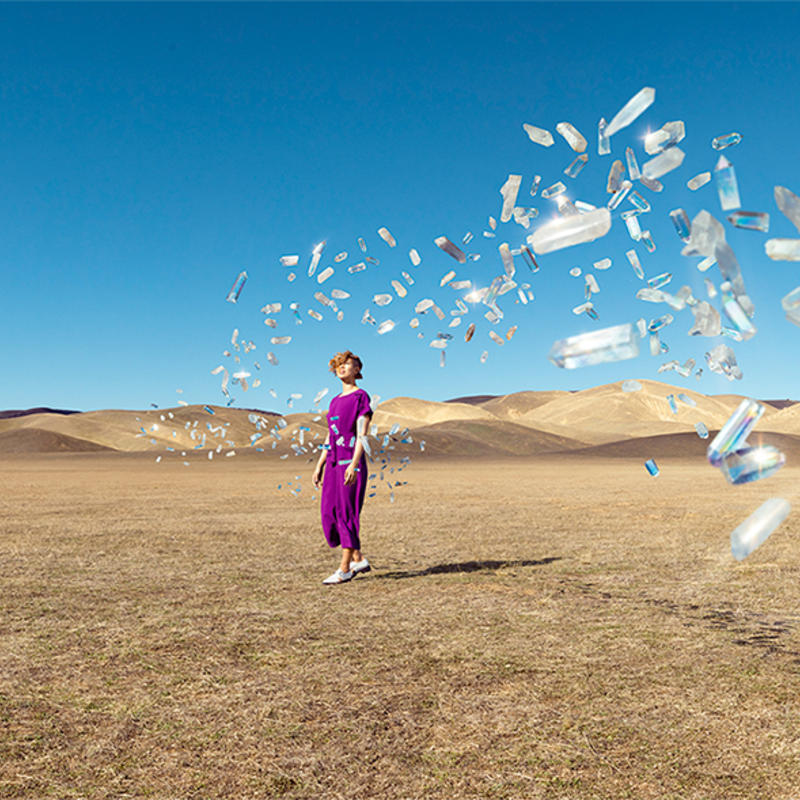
[
  {"left": 593, "top": 257, "right": 611, "bottom": 270},
  {"left": 440, "top": 269, "right": 457, "bottom": 287},
  {"left": 569, "top": 266, "right": 582, "bottom": 277},
  {"left": 409, "top": 249, "right": 421, "bottom": 266},
  {"left": 707, "top": 398, "right": 764, "bottom": 466},
  {"left": 782, "top": 286, "right": 800, "bottom": 326},
  {"left": 622, "top": 379, "right": 642, "bottom": 392},
  {"left": 688, "top": 301, "right": 721, "bottom": 337},
  {"left": 697, "top": 256, "right": 716, "bottom": 272},
  {"left": 639, "top": 176, "right": 663, "bottom": 192},
  {"left": 308, "top": 309, "right": 323, "bottom": 321},
  {"left": 317, "top": 266, "right": 334, "bottom": 283},
  {"left": 434, "top": 236, "right": 467, "bottom": 263},
  {"left": 626, "top": 249, "right": 644, "bottom": 279},
  {"left": 714, "top": 156, "right": 741, "bottom": 211},
  {"left": 704, "top": 278, "right": 717, "bottom": 299},
  {"left": 556, "top": 121, "right": 587, "bottom": 152},
  {"left": 687, "top": 172, "right": 711, "bottom": 191},
  {"left": 644, "top": 459, "right": 659, "bottom": 477},
  {"left": 606, "top": 87, "right": 655, "bottom": 137},
  {"left": 348, "top": 262, "right": 367, "bottom": 274},
  {"left": 730, "top": 498, "right": 790, "bottom": 561},
  {"left": 542, "top": 181, "right": 566, "bottom": 199},
  {"left": 647, "top": 272, "right": 671, "bottom": 290},
  {"left": 377, "top": 320, "right": 395, "bottom": 335},
  {"left": 564, "top": 153, "right": 588, "bottom": 178},
  {"left": 607, "top": 160, "right": 625, "bottom": 193},
  {"left": 391, "top": 280, "right": 407, "bottom": 298},
  {"left": 358, "top": 237, "right": 367, "bottom": 252},
  {"left": 522, "top": 124, "right": 554, "bottom": 147},
  {"left": 530, "top": 175, "right": 542, "bottom": 197},
  {"left": 585, "top": 274, "right": 600, "bottom": 295},
  {"left": 695, "top": 421, "right": 709, "bottom": 439},
  {"left": 521, "top": 245, "right": 539, "bottom": 272},
  {"left": 642, "top": 147, "right": 685, "bottom": 180},
  {"left": 666, "top": 394, "right": 678, "bottom": 414},
  {"left": 728, "top": 211, "right": 769, "bottom": 232},
  {"left": 378, "top": 227, "right": 397, "bottom": 247},
  {"left": 226, "top": 271, "right": 247, "bottom": 303},
  {"left": 648, "top": 314, "right": 673, "bottom": 332},
  {"left": 373, "top": 293, "right": 392, "bottom": 306},
  {"left": 712, "top": 132, "right": 742, "bottom": 150},
  {"left": 774, "top": 185, "right": 800, "bottom": 233},
  {"left": 308, "top": 240, "right": 326, "bottom": 278},
  {"left": 642, "top": 230, "right": 656, "bottom": 252},
  {"left": 499, "top": 174, "right": 522, "bottom": 223},
  {"left": 644, "top": 121, "right": 685, "bottom": 154},
  {"left": 548, "top": 322, "right": 638, "bottom": 369},
  {"left": 669, "top": 208, "right": 691, "bottom": 241},
  {"left": 681, "top": 210, "right": 725, "bottom": 258},
  {"left": 766, "top": 239, "right": 800, "bottom": 261},
  {"left": 529, "top": 208, "right": 611, "bottom": 254},
  {"left": 334, "top": 252, "right": 348, "bottom": 262},
  {"left": 607, "top": 180, "right": 632, "bottom": 210},
  {"left": 489, "top": 330, "right": 505, "bottom": 346},
  {"left": 625, "top": 214, "right": 642, "bottom": 241},
  {"left": 720, "top": 445, "right": 786, "bottom": 486},
  {"left": 280, "top": 255, "right": 299, "bottom": 267},
  {"left": 597, "top": 118, "right": 610, "bottom": 155}
]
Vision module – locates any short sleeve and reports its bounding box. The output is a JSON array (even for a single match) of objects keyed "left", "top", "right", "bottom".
[{"left": 357, "top": 390, "right": 372, "bottom": 418}]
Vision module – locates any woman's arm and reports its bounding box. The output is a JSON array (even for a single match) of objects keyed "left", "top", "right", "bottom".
[
  {"left": 344, "top": 414, "right": 371, "bottom": 484},
  {"left": 315, "top": 431, "right": 330, "bottom": 470}
]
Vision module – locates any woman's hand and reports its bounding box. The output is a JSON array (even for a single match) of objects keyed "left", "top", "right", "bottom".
[
  {"left": 343, "top": 463, "right": 358, "bottom": 485},
  {"left": 312, "top": 464, "right": 324, "bottom": 490}
]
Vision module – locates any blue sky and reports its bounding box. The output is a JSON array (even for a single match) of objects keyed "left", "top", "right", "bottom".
[{"left": 4, "top": 1, "right": 800, "bottom": 413}]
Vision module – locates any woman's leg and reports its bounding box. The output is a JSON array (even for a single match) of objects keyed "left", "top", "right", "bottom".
[{"left": 339, "top": 547, "right": 354, "bottom": 573}]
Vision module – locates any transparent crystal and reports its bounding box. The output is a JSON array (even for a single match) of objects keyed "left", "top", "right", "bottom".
[
  {"left": 730, "top": 498, "right": 790, "bottom": 561},
  {"left": 308, "top": 309, "right": 323, "bottom": 321},
  {"left": 728, "top": 211, "right": 769, "bottom": 232},
  {"left": 348, "top": 261, "right": 367, "bottom": 274},
  {"left": 542, "top": 181, "right": 566, "bottom": 199},
  {"left": 626, "top": 249, "right": 644, "bottom": 279},
  {"left": 365, "top": 256, "right": 379, "bottom": 265},
  {"left": 766, "top": 239, "right": 800, "bottom": 261},
  {"left": 707, "top": 398, "right": 764, "bottom": 466},
  {"left": 548, "top": 322, "right": 638, "bottom": 368},
  {"left": 408, "top": 248, "right": 421, "bottom": 266},
  {"left": 720, "top": 446, "right": 785, "bottom": 486},
  {"left": 697, "top": 255, "right": 716, "bottom": 272},
  {"left": 682, "top": 210, "right": 725, "bottom": 258},
  {"left": 226, "top": 271, "right": 247, "bottom": 303},
  {"left": 377, "top": 227, "right": 396, "bottom": 247},
  {"left": 280, "top": 255, "right": 299, "bottom": 267},
  {"left": 607, "top": 180, "right": 632, "bottom": 210},
  {"left": 270, "top": 335, "right": 291, "bottom": 345},
  {"left": 628, "top": 191, "right": 650, "bottom": 212},
  {"left": 498, "top": 243, "right": 515, "bottom": 279},
  {"left": 564, "top": 153, "right": 588, "bottom": 178},
  {"left": 373, "top": 293, "right": 392, "bottom": 306},
  {"left": 523, "top": 124, "right": 554, "bottom": 146},
  {"left": 521, "top": 245, "right": 539, "bottom": 272},
  {"left": 569, "top": 266, "right": 582, "bottom": 277},
  {"left": 434, "top": 236, "right": 467, "bottom": 263},
  {"left": 528, "top": 207, "right": 611, "bottom": 254},
  {"left": 781, "top": 286, "right": 800, "bottom": 316},
  {"left": 695, "top": 421, "right": 709, "bottom": 439},
  {"left": 622, "top": 379, "right": 642, "bottom": 392},
  {"left": 774, "top": 185, "right": 800, "bottom": 233},
  {"left": 556, "top": 121, "right": 587, "bottom": 152},
  {"left": 624, "top": 146, "right": 641, "bottom": 180},
  {"left": 642, "top": 146, "right": 685, "bottom": 179},
  {"left": 640, "top": 230, "right": 656, "bottom": 252},
  {"left": 605, "top": 87, "right": 655, "bottom": 137},
  {"left": 585, "top": 274, "right": 600, "bottom": 295},
  {"left": 666, "top": 394, "right": 678, "bottom": 414},
  {"left": 715, "top": 242, "right": 751, "bottom": 315},
  {"left": 334, "top": 251, "right": 348, "bottom": 263},
  {"left": 391, "top": 280, "right": 407, "bottom": 298},
  {"left": 572, "top": 301, "right": 595, "bottom": 316},
  {"left": 574, "top": 200, "right": 596, "bottom": 212},
  {"left": 688, "top": 301, "right": 721, "bottom": 337},
  {"left": 658, "top": 359, "right": 678, "bottom": 373},
  {"left": 637, "top": 288, "right": 666, "bottom": 303},
  {"left": 598, "top": 117, "right": 610, "bottom": 155},
  {"left": 636, "top": 318, "right": 647, "bottom": 337},
  {"left": 712, "top": 132, "right": 742, "bottom": 150},
  {"left": 704, "top": 278, "right": 717, "bottom": 299},
  {"left": 644, "top": 121, "right": 685, "bottom": 155},
  {"left": 669, "top": 208, "right": 691, "bottom": 241},
  {"left": 607, "top": 160, "right": 625, "bottom": 193},
  {"left": 677, "top": 393, "right": 696, "bottom": 407},
  {"left": 714, "top": 155, "right": 741, "bottom": 211},
  {"left": 687, "top": 172, "right": 711, "bottom": 191},
  {"left": 376, "top": 320, "right": 395, "bottom": 335},
  {"left": 415, "top": 298, "right": 434, "bottom": 313},
  {"left": 500, "top": 174, "right": 522, "bottom": 223},
  {"left": 639, "top": 176, "right": 663, "bottom": 192},
  {"left": 644, "top": 458, "right": 659, "bottom": 477},
  {"left": 308, "top": 240, "right": 325, "bottom": 278},
  {"left": 722, "top": 292, "right": 757, "bottom": 340},
  {"left": 317, "top": 266, "right": 334, "bottom": 283},
  {"left": 331, "top": 288, "right": 350, "bottom": 299},
  {"left": 648, "top": 314, "right": 673, "bottom": 332},
  {"left": 647, "top": 272, "right": 672, "bottom": 290},
  {"left": 625, "top": 214, "right": 642, "bottom": 241}
]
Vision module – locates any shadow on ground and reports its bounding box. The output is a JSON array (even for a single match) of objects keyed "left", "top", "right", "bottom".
[{"left": 375, "top": 556, "right": 562, "bottom": 580}]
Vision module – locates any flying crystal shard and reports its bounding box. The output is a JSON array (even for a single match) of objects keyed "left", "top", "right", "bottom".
[
  {"left": 542, "top": 181, "right": 566, "bottom": 199},
  {"left": 707, "top": 398, "right": 764, "bottom": 466},
  {"left": 607, "top": 180, "right": 632, "bottom": 210},
  {"left": 666, "top": 394, "right": 678, "bottom": 414},
  {"left": 648, "top": 313, "right": 673, "bottom": 332},
  {"left": 331, "top": 288, "right": 350, "bottom": 300},
  {"left": 625, "top": 146, "right": 641, "bottom": 180},
  {"left": 317, "top": 266, "right": 334, "bottom": 283},
  {"left": 348, "top": 261, "right": 367, "bottom": 274},
  {"left": 572, "top": 301, "right": 595, "bottom": 316},
  {"left": 465, "top": 322, "right": 476, "bottom": 342},
  {"left": 781, "top": 287, "right": 800, "bottom": 327},
  {"left": 415, "top": 298, "right": 434, "bottom": 313},
  {"left": 626, "top": 249, "right": 644, "bottom": 279},
  {"left": 462, "top": 231, "right": 473, "bottom": 244},
  {"left": 226, "top": 271, "right": 247, "bottom": 303},
  {"left": 774, "top": 186, "right": 800, "bottom": 233},
  {"left": 548, "top": 322, "right": 639, "bottom": 369},
  {"left": 528, "top": 207, "right": 611, "bottom": 254},
  {"left": 593, "top": 257, "right": 612, "bottom": 270},
  {"left": 439, "top": 270, "right": 457, "bottom": 287},
  {"left": 564, "top": 153, "right": 589, "bottom": 178},
  {"left": 647, "top": 272, "right": 672, "bottom": 290},
  {"left": 607, "top": 160, "right": 625, "bottom": 193},
  {"left": 556, "top": 121, "right": 587, "bottom": 152},
  {"left": 640, "top": 176, "right": 663, "bottom": 192},
  {"left": 409, "top": 248, "right": 421, "bottom": 266},
  {"left": 622, "top": 379, "right": 642, "bottom": 392},
  {"left": 585, "top": 273, "right": 600, "bottom": 295},
  {"left": 644, "top": 121, "right": 685, "bottom": 155},
  {"left": 695, "top": 422, "right": 709, "bottom": 439},
  {"left": 308, "top": 240, "right": 326, "bottom": 277},
  {"left": 378, "top": 227, "right": 397, "bottom": 247},
  {"left": 677, "top": 393, "right": 696, "bottom": 407},
  {"left": 529, "top": 175, "right": 542, "bottom": 197},
  {"left": 712, "top": 131, "right": 742, "bottom": 150},
  {"left": 598, "top": 117, "right": 610, "bottom": 155},
  {"left": 499, "top": 243, "right": 515, "bottom": 278},
  {"left": 391, "top": 279, "right": 407, "bottom": 298},
  {"left": 642, "top": 146, "right": 685, "bottom": 179},
  {"left": 574, "top": 200, "right": 596, "bottom": 212},
  {"left": 669, "top": 208, "right": 691, "bottom": 241},
  {"left": 728, "top": 211, "right": 769, "bottom": 232},
  {"left": 569, "top": 266, "right": 582, "bottom": 277},
  {"left": 698, "top": 256, "right": 716, "bottom": 272},
  {"left": 373, "top": 293, "right": 393, "bottom": 306},
  {"left": 521, "top": 245, "right": 539, "bottom": 272},
  {"left": 271, "top": 336, "right": 291, "bottom": 345},
  {"left": 489, "top": 330, "right": 505, "bottom": 346},
  {"left": 625, "top": 214, "right": 642, "bottom": 241},
  {"left": 376, "top": 320, "right": 395, "bottom": 335},
  {"left": 637, "top": 287, "right": 666, "bottom": 303},
  {"left": 681, "top": 210, "right": 725, "bottom": 258},
  {"left": 644, "top": 459, "right": 659, "bottom": 477},
  {"left": 636, "top": 317, "right": 647, "bottom": 337},
  {"left": 280, "top": 255, "right": 299, "bottom": 267},
  {"left": 704, "top": 278, "right": 717, "bottom": 298},
  {"left": 434, "top": 236, "right": 467, "bottom": 263},
  {"left": 523, "top": 124, "right": 554, "bottom": 146},
  {"left": 687, "top": 172, "right": 711, "bottom": 192},
  {"left": 721, "top": 292, "right": 757, "bottom": 340},
  {"left": 689, "top": 301, "right": 721, "bottom": 337},
  {"left": 649, "top": 332, "right": 661, "bottom": 355},
  {"left": 308, "top": 309, "right": 323, "bottom": 321},
  {"left": 730, "top": 498, "right": 790, "bottom": 561},
  {"left": 715, "top": 242, "right": 752, "bottom": 316},
  {"left": 500, "top": 174, "right": 522, "bottom": 222},
  {"left": 720, "top": 446, "right": 786, "bottom": 486},
  {"left": 606, "top": 87, "right": 655, "bottom": 138},
  {"left": 714, "top": 156, "right": 741, "bottom": 211},
  {"left": 556, "top": 196, "right": 580, "bottom": 217},
  {"left": 765, "top": 239, "right": 800, "bottom": 261}
]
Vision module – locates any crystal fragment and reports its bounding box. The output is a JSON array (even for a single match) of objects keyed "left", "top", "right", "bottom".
[
  {"left": 499, "top": 174, "right": 522, "bottom": 223},
  {"left": 774, "top": 185, "right": 800, "bottom": 233},
  {"left": 593, "top": 257, "right": 611, "bottom": 270},
  {"left": 365, "top": 256, "right": 380, "bottom": 265},
  {"left": 373, "top": 293, "right": 392, "bottom": 306},
  {"left": 682, "top": 210, "right": 725, "bottom": 258},
  {"left": 714, "top": 156, "right": 741, "bottom": 211},
  {"left": 376, "top": 320, "right": 395, "bottom": 335},
  {"left": 607, "top": 160, "right": 625, "bottom": 193},
  {"left": 572, "top": 301, "right": 595, "bottom": 316},
  {"left": 482, "top": 231, "right": 496, "bottom": 238},
  {"left": 317, "top": 266, "right": 334, "bottom": 283},
  {"left": 687, "top": 172, "right": 711, "bottom": 191},
  {"left": 625, "top": 214, "right": 642, "bottom": 241},
  {"left": 647, "top": 272, "right": 672, "bottom": 290},
  {"left": 409, "top": 318, "right": 419, "bottom": 328},
  {"left": 574, "top": 200, "right": 596, "bottom": 212},
  {"left": 308, "top": 240, "right": 325, "bottom": 278},
  {"left": 542, "top": 181, "right": 566, "bottom": 199},
  {"left": 391, "top": 280, "right": 407, "bottom": 298},
  {"left": 766, "top": 239, "right": 800, "bottom": 261},
  {"left": 557, "top": 121, "right": 587, "bottom": 152},
  {"left": 648, "top": 314, "right": 673, "bottom": 332},
  {"left": 688, "top": 301, "right": 721, "bottom": 337},
  {"left": 358, "top": 237, "right": 367, "bottom": 252},
  {"left": 629, "top": 191, "right": 651, "bottom": 212},
  {"left": 522, "top": 124, "right": 554, "bottom": 146},
  {"left": 348, "top": 261, "right": 366, "bottom": 274},
  {"left": 649, "top": 332, "right": 660, "bottom": 355},
  {"left": 489, "top": 330, "right": 505, "bottom": 346},
  {"left": 498, "top": 243, "right": 515, "bottom": 278},
  {"left": 415, "top": 298, "right": 434, "bottom": 313},
  {"left": 266, "top": 352, "right": 278, "bottom": 366},
  {"left": 704, "top": 278, "right": 717, "bottom": 299},
  {"left": 308, "top": 309, "right": 323, "bottom": 321},
  {"left": 669, "top": 208, "right": 691, "bottom": 242},
  {"left": 226, "top": 271, "right": 247, "bottom": 303},
  {"left": 695, "top": 422, "right": 709, "bottom": 439},
  {"left": 597, "top": 118, "right": 610, "bottom": 155},
  {"left": 697, "top": 256, "right": 716, "bottom": 272},
  {"left": 521, "top": 245, "right": 539, "bottom": 272},
  {"left": 637, "top": 288, "right": 666, "bottom": 303},
  {"left": 644, "top": 121, "right": 685, "bottom": 155},
  {"left": 666, "top": 394, "right": 678, "bottom": 414},
  {"left": 440, "top": 270, "right": 457, "bottom": 287},
  {"left": 468, "top": 253, "right": 481, "bottom": 261},
  {"left": 606, "top": 87, "right": 655, "bottom": 138},
  {"left": 625, "top": 146, "right": 641, "bottom": 180},
  {"left": 331, "top": 288, "right": 350, "bottom": 299},
  {"left": 528, "top": 208, "right": 611, "bottom": 254},
  {"left": 635, "top": 318, "right": 647, "bottom": 338},
  {"left": 622, "top": 379, "right": 642, "bottom": 392},
  {"left": 721, "top": 291, "right": 757, "bottom": 340},
  {"left": 640, "top": 230, "right": 656, "bottom": 252},
  {"left": 712, "top": 132, "right": 742, "bottom": 150},
  {"left": 728, "top": 211, "right": 769, "bottom": 232},
  {"left": 585, "top": 274, "right": 600, "bottom": 295},
  {"left": 378, "top": 227, "right": 396, "bottom": 247},
  {"left": 720, "top": 446, "right": 785, "bottom": 486},
  {"left": 548, "top": 322, "right": 639, "bottom": 369},
  {"left": 409, "top": 249, "right": 421, "bottom": 266},
  {"left": 626, "top": 249, "right": 644, "bottom": 280},
  {"left": 569, "top": 266, "right": 582, "bottom": 277},
  {"left": 462, "top": 231, "right": 473, "bottom": 244},
  {"left": 564, "top": 153, "right": 588, "bottom": 178},
  {"left": 434, "top": 236, "right": 467, "bottom": 263},
  {"left": 287, "top": 272, "right": 296, "bottom": 282},
  {"left": 529, "top": 175, "right": 541, "bottom": 197},
  {"left": 707, "top": 398, "right": 764, "bottom": 466},
  {"left": 270, "top": 336, "right": 291, "bottom": 345},
  {"left": 465, "top": 323, "right": 476, "bottom": 342},
  {"left": 781, "top": 286, "right": 800, "bottom": 327},
  {"left": 280, "top": 255, "right": 299, "bottom": 267},
  {"left": 730, "top": 498, "right": 790, "bottom": 561},
  {"left": 644, "top": 459, "right": 659, "bottom": 477},
  {"left": 607, "top": 181, "right": 632, "bottom": 210}
]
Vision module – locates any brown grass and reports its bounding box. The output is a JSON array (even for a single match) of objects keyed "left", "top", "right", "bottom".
[{"left": 1, "top": 452, "right": 799, "bottom": 799}]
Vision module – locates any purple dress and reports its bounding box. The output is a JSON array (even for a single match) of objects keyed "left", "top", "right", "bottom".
[{"left": 321, "top": 388, "right": 372, "bottom": 550}]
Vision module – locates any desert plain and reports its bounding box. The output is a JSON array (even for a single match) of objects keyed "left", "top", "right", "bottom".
[{"left": 1, "top": 380, "right": 799, "bottom": 799}]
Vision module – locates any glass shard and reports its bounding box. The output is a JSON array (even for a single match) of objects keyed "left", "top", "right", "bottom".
[
  {"left": 529, "top": 208, "right": 611, "bottom": 254},
  {"left": 373, "top": 293, "right": 393, "bottom": 306},
  {"left": 644, "top": 458, "right": 659, "bottom": 477},
  {"left": 376, "top": 320, "right": 395, "bottom": 335},
  {"left": 728, "top": 211, "right": 769, "bottom": 232},
  {"left": 625, "top": 146, "right": 641, "bottom": 180},
  {"left": 720, "top": 446, "right": 785, "bottom": 486},
  {"left": 308, "top": 240, "right": 326, "bottom": 278},
  {"left": 695, "top": 421, "right": 709, "bottom": 439},
  {"left": 644, "top": 121, "right": 685, "bottom": 155},
  {"left": 647, "top": 272, "right": 671, "bottom": 290},
  {"left": 440, "top": 270, "right": 457, "bottom": 287},
  {"left": 712, "top": 132, "right": 742, "bottom": 151},
  {"left": 348, "top": 261, "right": 367, "bottom": 274},
  {"left": 564, "top": 153, "right": 589, "bottom": 178},
  {"left": 714, "top": 155, "right": 741, "bottom": 211},
  {"left": 280, "top": 255, "right": 299, "bottom": 267},
  {"left": 434, "top": 236, "right": 467, "bottom": 263},
  {"left": 607, "top": 180, "right": 632, "bottom": 210},
  {"left": 687, "top": 172, "right": 711, "bottom": 191},
  {"left": 226, "top": 271, "right": 247, "bottom": 303},
  {"left": 639, "top": 175, "right": 663, "bottom": 192},
  {"left": 317, "top": 266, "right": 334, "bottom": 283},
  {"left": 557, "top": 121, "right": 587, "bottom": 152},
  {"left": 377, "top": 227, "right": 396, "bottom": 247},
  {"left": 666, "top": 394, "right": 678, "bottom": 414},
  {"left": 598, "top": 117, "right": 610, "bottom": 155},
  {"left": 500, "top": 174, "right": 522, "bottom": 222},
  {"left": 593, "top": 257, "right": 612, "bottom": 270},
  {"left": 542, "top": 181, "right": 567, "bottom": 199},
  {"left": 730, "top": 498, "right": 790, "bottom": 561},
  {"left": 606, "top": 87, "right": 655, "bottom": 138},
  {"left": 707, "top": 398, "right": 764, "bottom": 466},
  {"left": 766, "top": 238, "right": 800, "bottom": 261},
  {"left": 642, "top": 146, "right": 685, "bottom": 179},
  {"left": 548, "top": 322, "right": 639, "bottom": 369},
  {"left": 625, "top": 214, "right": 642, "bottom": 241},
  {"left": 626, "top": 249, "right": 644, "bottom": 279},
  {"left": 607, "top": 160, "right": 625, "bottom": 193},
  {"left": 569, "top": 266, "right": 582, "bottom": 277},
  {"left": 522, "top": 124, "right": 554, "bottom": 146},
  {"left": 669, "top": 208, "right": 691, "bottom": 241}
]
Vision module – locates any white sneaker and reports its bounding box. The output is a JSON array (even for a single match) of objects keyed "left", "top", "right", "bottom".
[
  {"left": 322, "top": 568, "right": 353, "bottom": 585},
  {"left": 350, "top": 558, "right": 371, "bottom": 576}
]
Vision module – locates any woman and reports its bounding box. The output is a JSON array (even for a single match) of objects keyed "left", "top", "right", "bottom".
[{"left": 312, "top": 350, "right": 373, "bottom": 585}]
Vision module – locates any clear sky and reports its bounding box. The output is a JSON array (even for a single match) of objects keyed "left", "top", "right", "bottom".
[{"left": 4, "top": 1, "right": 800, "bottom": 413}]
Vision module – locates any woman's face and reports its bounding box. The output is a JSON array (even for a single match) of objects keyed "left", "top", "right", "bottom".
[{"left": 336, "top": 358, "right": 358, "bottom": 381}]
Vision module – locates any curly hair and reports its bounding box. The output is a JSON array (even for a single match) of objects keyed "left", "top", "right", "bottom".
[{"left": 329, "top": 350, "right": 363, "bottom": 380}]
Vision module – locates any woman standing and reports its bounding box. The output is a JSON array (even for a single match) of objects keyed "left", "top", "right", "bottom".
[{"left": 312, "top": 350, "right": 373, "bottom": 585}]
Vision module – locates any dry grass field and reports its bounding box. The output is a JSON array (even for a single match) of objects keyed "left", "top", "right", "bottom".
[{"left": 1, "top": 451, "right": 799, "bottom": 799}]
